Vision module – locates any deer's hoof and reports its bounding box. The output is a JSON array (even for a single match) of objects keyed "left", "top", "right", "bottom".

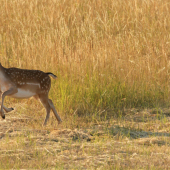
[
  {"left": 2, "top": 115, "right": 5, "bottom": 119},
  {"left": 6, "top": 107, "right": 14, "bottom": 113},
  {"left": 58, "top": 120, "right": 62, "bottom": 124}
]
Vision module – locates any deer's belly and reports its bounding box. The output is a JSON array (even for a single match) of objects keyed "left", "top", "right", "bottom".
[{"left": 11, "top": 88, "right": 36, "bottom": 98}]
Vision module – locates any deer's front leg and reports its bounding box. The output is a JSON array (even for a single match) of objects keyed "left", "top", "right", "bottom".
[
  {"left": 0, "top": 102, "right": 14, "bottom": 113},
  {"left": 0, "top": 88, "right": 18, "bottom": 119}
]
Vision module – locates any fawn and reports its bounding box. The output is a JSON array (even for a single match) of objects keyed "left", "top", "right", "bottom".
[{"left": 0, "top": 63, "right": 62, "bottom": 126}]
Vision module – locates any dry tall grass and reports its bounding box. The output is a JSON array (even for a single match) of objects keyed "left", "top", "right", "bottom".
[
  {"left": 1, "top": 0, "right": 170, "bottom": 169},
  {"left": 1, "top": 0, "right": 170, "bottom": 121}
]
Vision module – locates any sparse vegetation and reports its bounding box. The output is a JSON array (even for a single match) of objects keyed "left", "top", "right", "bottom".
[{"left": 0, "top": 0, "right": 170, "bottom": 169}]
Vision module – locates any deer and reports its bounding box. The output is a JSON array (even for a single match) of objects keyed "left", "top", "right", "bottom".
[{"left": 0, "top": 63, "right": 62, "bottom": 126}]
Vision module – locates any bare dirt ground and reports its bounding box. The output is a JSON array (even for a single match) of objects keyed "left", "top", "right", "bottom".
[{"left": 0, "top": 107, "right": 170, "bottom": 169}]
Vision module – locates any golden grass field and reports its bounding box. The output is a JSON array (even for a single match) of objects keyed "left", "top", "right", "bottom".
[{"left": 0, "top": 0, "right": 170, "bottom": 169}]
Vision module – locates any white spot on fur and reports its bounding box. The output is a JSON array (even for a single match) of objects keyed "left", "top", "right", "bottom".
[{"left": 26, "top": 82, "right": 40, "bottom": 88}]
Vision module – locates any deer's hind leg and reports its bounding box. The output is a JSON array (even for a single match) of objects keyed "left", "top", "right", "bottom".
[
  {"left": 48, "top": 99, "right": 62, "bottom": 123},
  {"left": 38, "top": 94, "right": 51, "bottom": 126}
]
